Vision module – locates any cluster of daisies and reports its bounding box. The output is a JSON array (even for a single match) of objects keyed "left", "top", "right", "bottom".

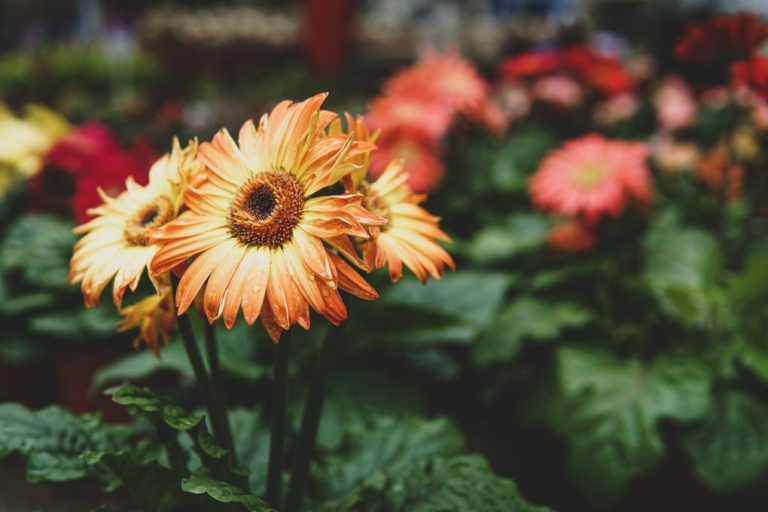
[{"left": 69, "top": 94, "right": 453, "bottom": 351}]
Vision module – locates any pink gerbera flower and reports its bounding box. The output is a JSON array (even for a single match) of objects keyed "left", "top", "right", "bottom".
[
  {"left": 529, "top": 134, "right": 651, "bottom": 220},
  {"left": 367, "top": 91, "right": 454, "bottom": 142}
]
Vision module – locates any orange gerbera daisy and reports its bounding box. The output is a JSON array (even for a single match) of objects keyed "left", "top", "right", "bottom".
[
  {"left": 529, "top": 134, "right": 651, "bottom": 221},
  {"left": 69, "top": 138, "right": 199, "bottom": 307},
  {"left": 149, "top": 94, "right": 386, "bottom": 341},
  {"left": 547, "top": 218, "right": 596, "bottom": 253},
  {"left": 358, "top": 159, "right": 454, "bottom": 283}
]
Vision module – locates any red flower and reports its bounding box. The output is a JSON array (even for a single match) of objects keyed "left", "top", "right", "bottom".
[
  {"left": 369, "top": 135, "right": 445, "bottom": 193},
  {"left": 562, "top": 46, "right": 634, "bottom": 97},
  {"left": 548, "top": 218, "right": 596, "bottom": 253},
  {"left": 30, "top": 123, "right": 156, "bottom": 222},
  {"left": 500, "top": 50, "right": 561, "bottom": 80},
  {"left": 367, "top": 92, "right": 454, "bottom": 142},
  {"left": 733, "top": 55, "right": 768, "bottom": 100},
  {"left": 529, "top": 134, "right": 651, "bottom": 221},
  {"left": 675, "top": 12, "right": 768, "bottom": 64}
]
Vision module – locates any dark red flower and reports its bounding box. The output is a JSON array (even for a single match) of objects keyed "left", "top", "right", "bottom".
[
  {"left": 733, "top": 55, "right": 768, "bottom": 100},
  {"left": 562, "top": 46, "right": 634, "bottom": 97},
  {"left": 675, "top": 12, "right": 768, "bottom": 64},
  {"left": 500, "top": 50, "right": 561, "bottom": 80},
  {"left": 29, "top": 123, "right": 156, "bottom": 222}
]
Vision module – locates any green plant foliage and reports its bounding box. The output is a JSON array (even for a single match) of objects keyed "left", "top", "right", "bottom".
[
  {"left": 683, "top": 391, "right": 768, "bottom": 491},
  {"left": 92, "top": 340, "right": 192, "bottom": 390},
  {"left": 0, "top": 403, "right": 131, "bottom": 482},
  {"left": 554, "top": 347, "right": 712, "bottom": 505},
  {"left": 644, "top": 219, "right": 722, "bottom": 327},
  {"left": 312, "top": 414, "right": 464, "bottom": 501},
  {"left": 465, "top": 213, "right": 550, "bottom": 264},
  {"left": 324, "top": 455, "right": 551, "bottom": 512},
  {"left": 0, "top": 214, "right": 75, "bottom": 289},
  {"left": 181, "top": 470, "right": 273, "bottom": 511},
  {"left": 108, "top": 383, "right": 203, "bottom": 431},
  {"left": 729, "top": 253, "right": 768, "bottom": 344},
  {"left": 475, "top": 297, "right": 592, "bottom": 365}
]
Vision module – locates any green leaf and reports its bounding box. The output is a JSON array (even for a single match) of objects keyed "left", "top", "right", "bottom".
[
  {"left": 486, "top": 128, "right": 557, "bottom": 193},
  {"left": 0, "top": 214, "right": 75, "bottom": 289},
  {"left": 683, "top": 391, "right": 768, "bottom": 491},
  {"left": 181, "top": 470, "right": 273, "bottom": 511},
  {"left": 92, "top": 340, "right": 192, "bottom": 390},
  {"left": 107, "top": 383, "right": 202, "bottom": 431},
  {"left": 644, "top": 222, "right": 721, "bottom": 326},
  {"left": 383, "top": 271, "right": 513, "bottom": 329},
  {"left": 313, "top": 414, "right": 464, "bottom": 501},
  {"left": 0, "top": 403, "right": 130, "bottom": 482},
  {"left": 730, "top": 253, "right": 768, "bottom": 343},
  {"left": 324, "top": 455, "right": 550, "bottom": 512},
  {"left": 475, "top": 297, "right": 592, "bottom": 365},
  {"left": 555, "top": 347, "right": 711, "bottom": 505},
  {"left": 28, "top": 302, "right": 118, "bottom": 339},
  {"left": 466, "top": 214, "right": 550, "bottom": 264},
  {"left": 229, "top": 408, "right": 271, "bottom": 493},
  {"left": 83, "top": 450, "right": 185, "bottom": 512}
]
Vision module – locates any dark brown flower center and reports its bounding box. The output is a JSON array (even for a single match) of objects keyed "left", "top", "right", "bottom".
[
  {"left": 228, "top": 171, "right": 304, "bottom": 248},
  {"left": 125, "top": 196, "right": 175, "bottom": 246}
]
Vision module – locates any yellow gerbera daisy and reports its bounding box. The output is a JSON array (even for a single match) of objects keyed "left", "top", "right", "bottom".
[
  {"left": 359, "top": 159, "right": 454, "bottom": 283},
  {"left": 149, "top": 93, "right": 386, "bottom": 342},
  {"left": 69, "top": 137, "right": 200, "bottom": 307},
  {"left": 117, "top": 277, "right": 175, "bottom": 354}
]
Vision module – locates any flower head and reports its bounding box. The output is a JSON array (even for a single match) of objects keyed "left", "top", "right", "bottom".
[
  {"left": 733, "top": 55, "right": 768, "bottom": 101},
  {"left": 530, "top": 134, "right": 651, "bottom": 220},
  {"left": 150, "top": 94, "right": 386, "bottom": 341},
  {"left": 500, "top": 50, "right": 561, "bottom": 80},
  {"left": 675, "top": 12, "right": 768, "bottom": 64},
  {"left": 69, "top": 138, "right": 198, "bottom": 307},
  {"left": 118, "top": 277, "right": 176, "bottom": 354},
  {"left": 653, "top": 76, "right": 697, "bottom": 131},
  {"left": 357, "top": 159, "right": 454, "bottom": 283},
  {"left": 370, "top": 135, "right": 445, "bottom": 193},
  {"left": 562, "top": 46, "right": 634, "bottom": 97},
  {"left": 366, "top": 91, "right": 453, "bottom": 142}
]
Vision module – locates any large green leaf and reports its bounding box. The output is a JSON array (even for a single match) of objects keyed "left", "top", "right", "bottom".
[
  {"left": 229, "top": 408, "right": 271, "bottom": 493},
  {"left": 683, "top": 391, "right": 768, "bottom": 491},
  {"left": 181, "top": 470, "right": 273, "bottom": 511},
  {"left": 644, "top": 221, "right": 721, "bottom": 326},
  {"left": 0, "top": 403, "right": 130, "bottom": 482},
  {"left": 465, "top": 214, "right": 550, "bottom": 264},
  {"left": 312, "top": 414, "right": 464, "bottom": 501},
  {"left": 28, "top": 301, "right": 119, "bottom": 339},
  {"left": 555, "top": 347, "right": 711, "bottom": 505},
  {"left": 0, "top": 214, "right": 75, "bottom": 289},
  {"left": 730, "top": 253, "right": 768, "bottom": 343},
  {"left": 93, "top": 340, "right": 192, "bottom": 390},
  {"left": 475, "top": 297, "right": 592, "bottom": 365},
  {"left": 107, "top": 383, "right": 203, "bottom": 431},
  {"left": 324, "top": 455, "right": 550, "bottom": 512}
]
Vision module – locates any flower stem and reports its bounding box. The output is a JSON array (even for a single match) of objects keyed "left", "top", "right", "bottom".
[
  {"left": 285, "top": 324, "right": 344, "bottom": 512},
  {"left": 202, "top": 320, "right": 236, "bottom": 461},
  {"left": 266, "top": 330, "right": 291, "bottom": 509}
]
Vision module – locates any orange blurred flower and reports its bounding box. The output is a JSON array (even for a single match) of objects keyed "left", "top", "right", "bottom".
[
  {"left": 367, "top": 91, "right": 454, "bottom": 141},
  {"left": 370, "top": 135, "right": 445, "bottom": 193},
  {"left": 548, "top": 218, "right": 596, "bottom": 253},
  {"left": 696, "top": 144, "right": 743, "bottom": 200},
  {"left": 117, "top": 277, "right": 175, "bottom": 354}
]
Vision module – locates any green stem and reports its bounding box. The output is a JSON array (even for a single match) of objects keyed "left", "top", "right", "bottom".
[
  {"left": 202, "top": 319, "right": 236, "bottom": 461},
  {"left": 285, "top": 325, "right": 344, "bottom": 512},
  {"left": 267, "top": 330, "right": 291, "bottom": 509}
]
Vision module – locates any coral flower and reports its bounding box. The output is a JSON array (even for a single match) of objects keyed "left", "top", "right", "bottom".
[
  {"left": 69, "top": 138, "right": 198, "bottom": 307},
  {"left": 384, "top": 51, "right": 490, "bottom": 117},
  {"left": 548, "top": 218, "right": 596, "bottom": 253},
  {"left": 531, "top": 75, "right": 584, "bottom": 109},
  {"left": 367, "top": 92, "right": 453, "bottom": 142},
  {"left": 118, "top": 278, "right": 176, "bottom": 354},
  {"left": 358, "top": 159, "right": 454, "bottom": 283},
  {"left": 369, "top": 135, "right": 445, "bottom": 193},
  {"left": 150, "top": 94, "right": 386, "bottom": 341},
  {"left": 675, "top": 12, "right": 768, "bottom": 64},
  {"left": 733, "top": 55, "right": 768, "bottom": 101},
  {"left": 530, "top": 134, "right": 651, "bottom": 220},
  {"left": 562, "top": 46, "right": 634, "bottom": 97}
]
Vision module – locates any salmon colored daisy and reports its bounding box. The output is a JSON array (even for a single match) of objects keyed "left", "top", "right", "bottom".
[
  {"left": 529, "top": 134, "right": 651, "bottom": 221},
  {"left": 117, "top": 277, "right": 175, "bottom": 354},
  {"left": 366, "top": 91, "right": 453, "bottom": 142},
  {"left": 149, "top": 94, "right": 386, "bottom": 342},
  {"left": 357, "top": 159, "right": 454, "bottom": 283},
  {"left": 384, "top": 50, "right": 490, "bottom": 118},
  {"left": 69, "top": 138, "right": 199, "bottom": 307}
]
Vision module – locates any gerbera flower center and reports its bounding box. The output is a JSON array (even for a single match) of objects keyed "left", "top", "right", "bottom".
[
  {"left": 124, "top": 196, "right": 175, "bottom": 246},
  {"left": 573, "top": 164, "right": 606, "bottom": 188},
  {"left": 228, "top": 170, "right": 304, "bottom": 248}
]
